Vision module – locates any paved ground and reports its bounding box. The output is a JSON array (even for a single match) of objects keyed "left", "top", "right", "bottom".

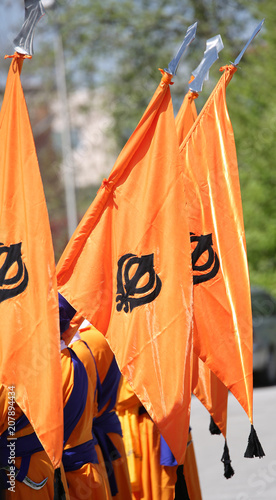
[{"left": 190, "top": 385, "right": 276, "bottom": 499}]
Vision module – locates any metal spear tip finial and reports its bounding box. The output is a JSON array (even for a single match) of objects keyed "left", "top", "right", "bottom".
[
  {"left": 41, "top": 0, "right": 56, "bottom": 7},
  {"left": 232, "top": 18, "right": 265, "bottom": 67},
  {"left": 13, "top": 0, "right": 46, "bottom": 56},
  {"left": 164, "top": 22, "right": 198, "bottom": 76},
  {"left": 189, "top": 34, "right": 224, "bottom": 93}
]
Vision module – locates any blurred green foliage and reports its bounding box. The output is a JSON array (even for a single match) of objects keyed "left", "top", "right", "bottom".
[{"left": 226, "top": 0, "right": 276, "bottom": 296}]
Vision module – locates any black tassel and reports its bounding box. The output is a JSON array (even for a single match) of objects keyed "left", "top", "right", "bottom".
[
  {"left": 244, "top": 425, "right": 265, "bottom": 458},
  {"left": 54, "top": 467, "right": 66, "bottom": 500},
  {"left": 174, "top": 465, "right": 190, "bottom": 500},
  {"left": 209, "top": 415, "right": 221, "bottom": 435},
  {"left": 221, "top": 441, "right": 235, "bottom": 479}
]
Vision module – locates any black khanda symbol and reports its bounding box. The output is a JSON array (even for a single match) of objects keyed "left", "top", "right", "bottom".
[
  {"left": 190, "top": 233, "right": 220, "bottom": 285},
  {"left": 116, "top": 253, "right": 162, "bottom": 313},
  {"left": 0, "top": 242, "right": 29, "bottom": 303}
]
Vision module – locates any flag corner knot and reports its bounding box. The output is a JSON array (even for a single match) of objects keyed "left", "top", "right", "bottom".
[
  {"left": 101, "top": 178, "right": 114, "bottom": 193},
  {"left": 188, "top": 90, "right": 199, "bottom": 101},
  {"left": 219, "top": 64, "right": 237, "bottom": 75},
  {"left": 4, "top": 52, "right": 32, "bottom": 72},
  {"left": 158, "top": 69, "right": 174, "bottom": 87},
  {"left": 5, "top": 52, "right": 32, "bottom": 61}
]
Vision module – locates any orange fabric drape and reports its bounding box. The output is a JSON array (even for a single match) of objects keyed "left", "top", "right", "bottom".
[
  {"left": 57, "top": 72, "right": 193, "bottom": 463},
  {"left": 176, "top": 89, "right": 228, "bottom": 437},
  {"left": 175, "top": 90, "right": 198, "bottom": 146},
  {"left": 179, "top": 65, "right": 253, "bottom": 425},
  {"left": 0, "top": 54, "right": 63, "bottom": 468}
]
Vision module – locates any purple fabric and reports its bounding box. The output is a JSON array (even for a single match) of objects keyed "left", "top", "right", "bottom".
[
  {"left": 62, "top": 439, "right": 98, "bottom": 472},
  {"left": 0, "top": 414, "right": 43, "bottom": 488},
  {"left": 160, "top": 435, "right": 178, "bottom": 466},
  {"left": 63, "top": 348, "right": 88, "bottom": 445},
  {"left": 59, "top": 292, "right": 76, "bottom": 334},
  {"left": 91, "top": 356, "right": 122, "bottom": 495},
  {"left": 97, "top": 355, "right": 121, "bottom": 413}
]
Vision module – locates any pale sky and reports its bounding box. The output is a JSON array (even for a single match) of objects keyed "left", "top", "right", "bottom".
[{"left": 0, "top": 3, "right": 23, "bottom": 57}]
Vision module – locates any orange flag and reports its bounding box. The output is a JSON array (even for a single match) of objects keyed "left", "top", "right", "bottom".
[
  {"left": 176, "top": 89, "right": 228, "bottom": 439},
  {"left": 0, "top": 54, "right": 63, "bottom": 468},
  {"left": 57, "top": 71, "right": 193, "bottom": 463},
  {"left": 179, "top": 65, "right": 264, "bottom": 457},
  {"left": 175, "top": 88, "right": 198, "bottom": 145}
]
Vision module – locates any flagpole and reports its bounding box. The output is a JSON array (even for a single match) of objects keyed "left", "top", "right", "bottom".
[
  {"left": 54, "top": 29, "right": 78, "bottom": 238},
  {"left": 43, "top": 0, "right": 78, "bottom": 238}
]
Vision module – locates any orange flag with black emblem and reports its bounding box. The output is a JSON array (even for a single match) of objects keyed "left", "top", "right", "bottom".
[
  {"left": 179, "top": 65, "right": 264, "bottom": 456},
  {"left": 176, "top": 89, "right": 228, "bottom": 439},
  {"left": 0, "top": 54, "right": 63, "bottom": 468},
  {"left": 57, "top": 70, "right": 193, "bottom": 463}
]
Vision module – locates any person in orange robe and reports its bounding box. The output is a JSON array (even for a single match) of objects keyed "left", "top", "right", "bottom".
[
  {"left": 79, "top": 323, "right": 132, "bottom": 500},
  {"left": 0, "top": 293, "right": 74, "bottom": 499},
  {"left": 0, "top": 382, "right": 70, "bottom": 500},
  {"left": 62, "top": 337, "right": 111, "bottom": 500},
  {"left": 116, "top": 377, "right": 202, "bottom": 500},
  {"left": 116, "top": 377, "right": 177, "bottom": 500},
  {"left": 59, "top": 294, "right": 112, "bottom": 500}
]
